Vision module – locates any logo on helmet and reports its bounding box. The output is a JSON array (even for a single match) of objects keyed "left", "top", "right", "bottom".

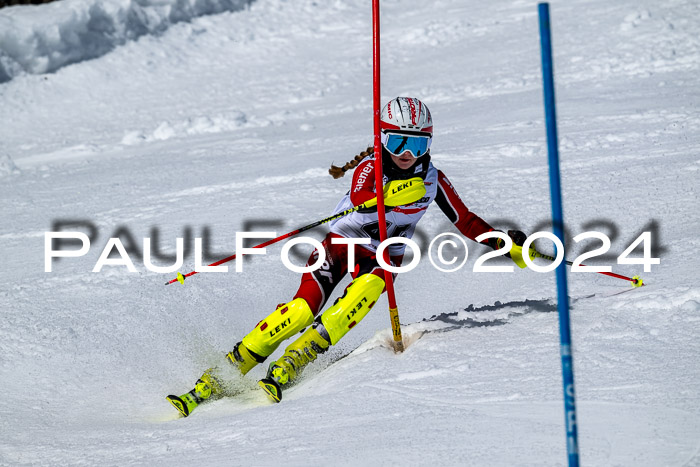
[
  {"left": 387, "top": 102, "right": 393, "bottom": 120},
  {"left": 408, "top": 98, "right": 417, "bottom": 125}
]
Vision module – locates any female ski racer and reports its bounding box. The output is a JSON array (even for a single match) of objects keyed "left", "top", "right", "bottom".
[{"left": 167, "top": 97, "right": 526, "bottom": 416}]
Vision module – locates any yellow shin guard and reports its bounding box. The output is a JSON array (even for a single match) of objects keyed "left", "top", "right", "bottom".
[
  {"left": 321, "top": 273, "right": 385, "bottom": 345},
  {"left": 228, "top": 298, "right": 314, "bottom": 375},
  {"left": 265, "top": 273, "right": 385, "bottom": 388}
]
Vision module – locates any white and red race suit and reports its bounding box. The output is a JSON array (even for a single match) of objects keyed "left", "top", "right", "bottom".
[{"left": 293, "top": 155, "right": 495, "bottom": 315}]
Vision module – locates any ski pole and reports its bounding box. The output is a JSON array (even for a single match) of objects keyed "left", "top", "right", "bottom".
[
  {"left": 165, "top": 178, "right": 426, "bottom": 285},
  {"left": 531, "top": 249, "right": 644, "bottom": 287}
]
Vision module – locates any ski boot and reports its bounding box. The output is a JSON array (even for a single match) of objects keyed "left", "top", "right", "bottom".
[
  {"left": 258, "top": 323, "right": 331, "bottom": 403},
  {"left": 226, "top": 341, "right": 266, "bottom": 375},
  {"left": 258, "top": 273, "right": 385, "bottom": 402},
  {"left": 166, "top": 369, "right": 222, "bottom": 417},
  {"left": 167, "top": 298, "right": 315, "bottom": 416}
]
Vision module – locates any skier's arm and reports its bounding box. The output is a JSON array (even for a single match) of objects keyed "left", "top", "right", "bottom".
[
  {"left": 435, "top": 170, "right": 495, "bottom": 243},
  {"left": 435, "top": 170, "right": 528, "bottom": 268},
  {"left": 350, "top": 159, "right": 379, "bottom": 207}
]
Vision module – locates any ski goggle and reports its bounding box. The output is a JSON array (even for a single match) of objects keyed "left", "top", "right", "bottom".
[{"left": 381, "top": 131, "right": 432, "bottom": 158}]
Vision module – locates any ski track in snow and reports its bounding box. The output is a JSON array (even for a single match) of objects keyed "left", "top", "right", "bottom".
[{"left": 1, "top": 0, "right": 699, "bottom": 465}]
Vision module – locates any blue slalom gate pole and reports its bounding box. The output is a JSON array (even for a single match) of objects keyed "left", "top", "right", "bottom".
[{"left": 538, "top": 3, "right": 580, "bottom": 466}]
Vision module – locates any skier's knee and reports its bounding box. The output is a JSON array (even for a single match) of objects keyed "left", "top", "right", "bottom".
[
  {"left": 320, "top": 273, "right": 385, "bottom": 345},
  {"left": 241, "top": 298, "right": 314, "bottom": 359}
]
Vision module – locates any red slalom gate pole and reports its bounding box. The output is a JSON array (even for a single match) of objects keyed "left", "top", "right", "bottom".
[{"left": 372, "top": 0, "right": 405, "bottom": 352}]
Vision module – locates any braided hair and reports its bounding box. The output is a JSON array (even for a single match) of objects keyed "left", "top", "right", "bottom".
[{"left": 328, "top": 146, "right": 374, "bottom": 179}]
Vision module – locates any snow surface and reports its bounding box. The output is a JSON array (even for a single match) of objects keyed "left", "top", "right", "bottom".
[
  {"left": 1, "top": 0, "right": 699, "bottom": 465},
  {"left": 0, "top": 0, "right": 252, "bottom": 83}
]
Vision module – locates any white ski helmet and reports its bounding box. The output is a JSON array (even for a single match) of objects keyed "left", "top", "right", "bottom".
[{"left": 380, "top": 97, "right": 433, "bottom": 135}]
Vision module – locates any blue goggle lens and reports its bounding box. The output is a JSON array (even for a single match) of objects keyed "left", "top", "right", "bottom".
[{"left": 383, "top": 133, "right": 431, "bottom": 158}]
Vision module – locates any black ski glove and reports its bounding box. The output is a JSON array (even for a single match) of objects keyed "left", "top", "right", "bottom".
[{"left": 488, "top": 230, "right": 527, "bottom": 257}]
